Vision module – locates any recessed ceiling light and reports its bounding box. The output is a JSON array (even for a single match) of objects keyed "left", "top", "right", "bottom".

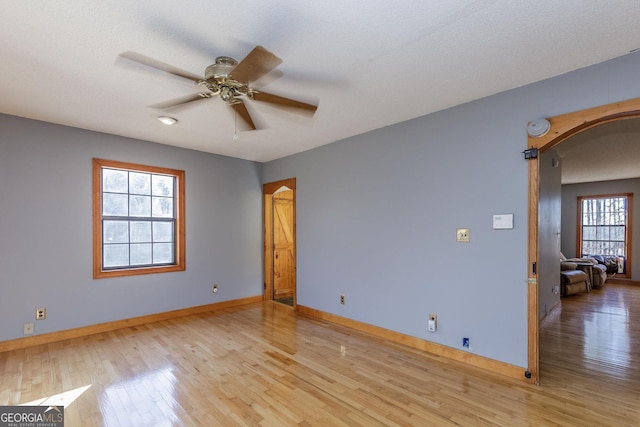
[{"left": 157, "top": 116, "right": 178, "bottom": 125}]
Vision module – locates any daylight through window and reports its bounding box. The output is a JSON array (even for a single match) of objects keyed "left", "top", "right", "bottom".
[
  {"left": 578, "top": 194, "right": 631, "bottom": 258},
  {"left": 93, "top": 159, "right": 185, "bottom": 278}
]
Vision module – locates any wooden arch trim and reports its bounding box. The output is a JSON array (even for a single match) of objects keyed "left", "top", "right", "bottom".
[
  {"left": 526, "top": 96, "right": 640, "bottom": 385},
  {"left": 528, "top": 98, "right": 640, "bottom": 152}
]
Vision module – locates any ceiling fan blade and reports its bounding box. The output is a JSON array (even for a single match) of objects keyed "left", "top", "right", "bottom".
[
  {"left": 252, "top": 69, "right": 283, "bottom": 89},
  {"left": 251, "top": 91, "right": 318, "bottom": 115},
  {"left": 231, "top": 46, "right": 282, "bottom": 84},
  {"left": 229, "top": 100, "right": 256, "bottom": 131},
  {"left": 150, "top": 93, "right": 212, "bottom": 109},
  {"left": 120, "top": 51, "right": 202, "bottom": 82}
]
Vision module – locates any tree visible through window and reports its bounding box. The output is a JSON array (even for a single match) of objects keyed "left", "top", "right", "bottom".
[
  {"left": 578, "top": 194, "right": 631, "bottom": 258},
  {"left": 93, "top": 159, "right": 185, "bottom": 278}
]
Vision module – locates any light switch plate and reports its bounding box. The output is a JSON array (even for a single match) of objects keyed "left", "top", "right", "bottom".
[{"left": 456, "top": 228, "right": 470, "bottom": 243}]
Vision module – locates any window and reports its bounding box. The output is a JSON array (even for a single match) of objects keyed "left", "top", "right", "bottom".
[
  {"left": 93, "top": 159, "right": 185, "bottom": 278},
  {"left": 577, "top": 193, "right": 631, "bottom": 266}
]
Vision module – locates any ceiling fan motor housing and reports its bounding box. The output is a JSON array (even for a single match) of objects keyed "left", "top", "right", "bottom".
[{"left": 205, "top": 56, "right": 237, "bottom": 79}]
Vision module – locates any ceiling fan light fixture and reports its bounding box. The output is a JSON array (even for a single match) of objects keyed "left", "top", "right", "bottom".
[
  {"left": 157, "top": 116, "right": 178, "bottom": 125},
  {"left": 220, "top": 86, "right": 234, "bottom": 102},
  {"left": 121, "top": 46, "right": 318, "bottom": 133}
]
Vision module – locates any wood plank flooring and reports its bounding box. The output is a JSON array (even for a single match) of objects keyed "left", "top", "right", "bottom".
[{"left": 1, "top": 283, "right": 639, "bottom": 426}]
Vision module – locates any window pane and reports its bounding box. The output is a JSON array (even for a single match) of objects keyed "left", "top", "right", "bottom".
[
  {"left": 152, "top": 197, "right": 173, "bottom": 218},
  {"left": 104, "top": 244, "right": 129, "bottom": 268},
  {"left": 130, "top": 195, "right": 151, "bottom": 217},
  {"left": 130, "top": 243, "right": 152, "bottom": 265},
  {"left": 103, "top": 169, "right": 128, "bottom": 193},
  {"left": 153, "top": 222, "right": 173, "bottom": 242},
  {"left": 596, "top": 226, "right": 609, "bottom": 241},
  {"left": 130, "top": 221, "right": 151, "bottom": 243},
  {"left": 583, "top": 226, "right": 596, "bottom": 240},
  {"left": 609, "top": 226, "right": 625, "bottom": 242},
  {"left": 613, "top": 209, "right": 626, "bottom": 225},
  {"left": 153, "top": 243, "right": 174, "bottom": 264},
  {"left": 152, "top": 175, "right": 174, "bottom": 197},
  {"left": 104, "top": 220, "right": 129, "bottom": 244},
  {"left": 603, "top": 211, "right": 612, "bottom": 225},
  {"left": 613, "top": 215, "right": 626, "bottom": 225},
  {"left": 611, "top": 241, "right": 625, "bottom": 256},
  {"left": 103, "top": 193, "right": 128, "bottom": 216},
  {"left": 129, "top": 172, "right": 151, "bottom": 195},
  {"left": 582, "top": 241, "right": 596, "bottom": 255}
]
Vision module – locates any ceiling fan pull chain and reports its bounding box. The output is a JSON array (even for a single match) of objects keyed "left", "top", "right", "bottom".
[{"left": 233, "top": 110, "right": 239, "bottom": 141}]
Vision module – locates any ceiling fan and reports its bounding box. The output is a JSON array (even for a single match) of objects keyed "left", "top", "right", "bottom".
[{"left": 120, "top": 45, "right": 318, "bottom": 131}]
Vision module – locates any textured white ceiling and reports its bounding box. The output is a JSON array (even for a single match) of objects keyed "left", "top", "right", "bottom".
[{"left": 2, "top": 1, "right": 640, "bottom": 162}]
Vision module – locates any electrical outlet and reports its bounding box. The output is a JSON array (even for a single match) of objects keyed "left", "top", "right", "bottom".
[
  {"left": 24, "top": 323, "right": 34, "bottom": 335},
  {"left": 340, "top": 295, "right": 345, "bottom": 305},
  {"left": 462, "top": 337, "right": 470, "bottom": 348},
  {"left": 212, "top": 284, "right": 219, "bottom": 293},
  {"left": 36, "top": 307, "right": 46, "bottom": 320},
  {"left": 428, "top": 314, "right": 437, "bottom": 332},
  {"left": 456, "top": 228, "right": 470, "bottom": 243}
]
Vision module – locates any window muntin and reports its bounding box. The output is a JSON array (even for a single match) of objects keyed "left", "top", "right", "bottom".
[{"left": 93, "top": 159, "right": 185, "bottom": 279}]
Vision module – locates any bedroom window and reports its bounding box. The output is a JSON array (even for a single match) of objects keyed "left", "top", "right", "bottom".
[
  {"left": 577, "top": 194, "right": 631, "bottom": 260},
  {"left": 93, "top": 159, "right": 185, "bottom": 279}
]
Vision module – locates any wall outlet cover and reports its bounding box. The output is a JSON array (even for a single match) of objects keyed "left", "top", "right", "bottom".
[
  {"left": 428, "top": 318, "right": 437, "bottom": 332},
  {"left": 456, "top": 228, "right": 470, "bottom": 243}
]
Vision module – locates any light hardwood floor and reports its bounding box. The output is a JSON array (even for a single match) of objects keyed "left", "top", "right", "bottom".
[{"left": 1, "top": 283, "right": 638, "bottom": 426}]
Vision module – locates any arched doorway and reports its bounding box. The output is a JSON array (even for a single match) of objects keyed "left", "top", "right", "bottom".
[{"left": 526, "top": 97, "right": 640, "bottom": 384}]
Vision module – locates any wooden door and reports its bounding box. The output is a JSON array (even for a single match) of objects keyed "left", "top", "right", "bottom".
[
  {"left": 263, "top": 178, "right": 296, "bottom": 305},
  {"left": 273, "top": 190, "right": 295, "bottom": 299}
]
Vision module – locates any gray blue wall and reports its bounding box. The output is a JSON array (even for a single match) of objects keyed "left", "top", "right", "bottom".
[
  {"left": 263, "top": 52, "right": 640, "bottom": 368},
  {"left": 0, "top": 115, "right": 263, "bottom": 342},
  {"left": 3, "top": 51, "right": 640, "bottom": 369},
  {"left": 562, "top": 178, "right": 640, "bottom": 280}
]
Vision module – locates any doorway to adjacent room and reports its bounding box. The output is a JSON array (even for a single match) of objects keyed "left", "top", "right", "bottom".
[
  {"left": 526, "top": 97, "right": 640, "bottom": 384},
  {"left": 263, "top": 178, "right": 296, "bottom": 306}
]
